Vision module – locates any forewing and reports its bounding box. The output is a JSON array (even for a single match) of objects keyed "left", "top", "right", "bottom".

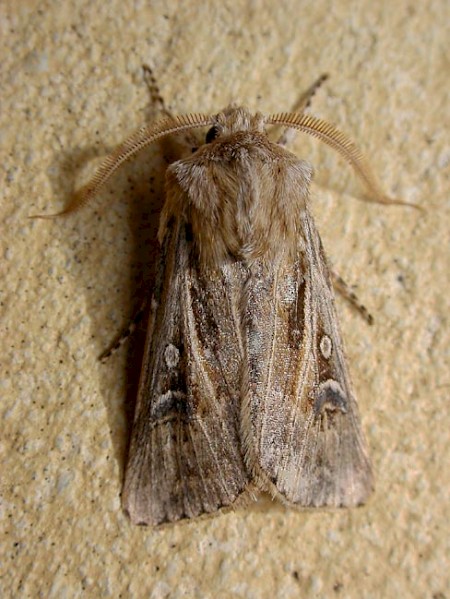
[
  {"left": 123, "top": 221, "right": 251, "bottom": 525},
  {"left": 243, "top": 207, "right": 373, "bottom": 507}
]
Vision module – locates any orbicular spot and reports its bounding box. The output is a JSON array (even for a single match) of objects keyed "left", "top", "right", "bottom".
[
  {"left": 164, "top": 344, "right": 180, "bottom": 369},
  {"left": 314, "top": 379, "right": 347, "bottom": 415},
  {"left": 319, "top": 334, "right": 332, "bottom": 359}
]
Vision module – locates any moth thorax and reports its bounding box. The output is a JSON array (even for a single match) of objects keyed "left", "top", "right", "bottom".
[{"left": 164, "top": 142, "right": 311, "bottom": 267}]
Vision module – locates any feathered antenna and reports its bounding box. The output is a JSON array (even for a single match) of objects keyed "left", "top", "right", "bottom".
[
  {"left": 268, "top": 112, "right": 421, "bottom": 210},
  {"left": 31, "top": 113, "right": 213, "bottom": 219}
]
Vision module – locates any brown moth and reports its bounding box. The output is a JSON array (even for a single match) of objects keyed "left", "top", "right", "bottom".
[{"left": 38, "top": 77, "right": 412, "bottom": 526}]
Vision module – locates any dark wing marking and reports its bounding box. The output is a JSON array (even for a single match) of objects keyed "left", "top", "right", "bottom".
[
  {"left": 122, "top": 221, "right": 252, "bottom": 525},
  {"left": 243, "top": 206, "right": 373, "bottom": 508}
]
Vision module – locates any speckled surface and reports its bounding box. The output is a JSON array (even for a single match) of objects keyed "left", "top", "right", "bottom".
[{"left": 1, "top": 1, "right": 449, "bottom": 597}]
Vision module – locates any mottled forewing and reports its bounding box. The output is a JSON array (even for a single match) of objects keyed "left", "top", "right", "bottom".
[
  {"left": 122, "top": 222, "right": 251, "bottom": 525},
  {"left": 243, "top": 207, "right": 373, "bottom": 507}
]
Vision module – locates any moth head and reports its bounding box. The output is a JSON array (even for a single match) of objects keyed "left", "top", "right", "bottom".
[{"left": 205, "top": 106, "right": 266, "bottom": 142}]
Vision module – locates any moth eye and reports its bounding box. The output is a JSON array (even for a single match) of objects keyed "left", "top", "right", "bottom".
[{"left": 205, "top": 126, "right": 220, "bottom": 144}]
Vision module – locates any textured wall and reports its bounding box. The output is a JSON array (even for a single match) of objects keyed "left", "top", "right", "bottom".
[{"left": 1, "top": 1, "right": 448, "bottom": 597}]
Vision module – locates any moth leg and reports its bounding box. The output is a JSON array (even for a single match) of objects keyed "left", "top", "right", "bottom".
[
  {"left": 276, "top": 74, "right": 329, "bottom": 147},
  {"left": 331, "top": 270, "right": 374, "bottom": 325},
  {"left": 142, "top": 64, "right": 200, "bottom": 153},
  {"left": 98, "top": 300, "right": 147, "bottom": 363},
  {"left": 142, "top": 64, "right": 173, "bottom": 119}
]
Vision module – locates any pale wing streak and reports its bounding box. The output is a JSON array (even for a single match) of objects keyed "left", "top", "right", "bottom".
[
  {"left": 184, "top": 277, "right": 217, "bottom": 407},
  {"left": 285, "top": 256, "right": 315, "bottom": 472},
  {"left": 184, "top": 267, "right": 240, "bottom": 429},
  {"left": 258, "top": 267, "right": 279, "bottom": 454},
  {"left": 284, "top": 213, "right": 327, "bottom": 492},
  {"left": 214, "top": 272, "right": 243, "bottom": 402},
  {"left": 183, "top": 272, "right": 238, "bottom": 497},
  {"left": 295, "top": 214, "right": 336, "bottom": 493},
  {"left": 286, "top": 258, "right": 316, "bottom": 488},
  {"left": 224, "top": 264, "right": 245, "bottom": 358}
]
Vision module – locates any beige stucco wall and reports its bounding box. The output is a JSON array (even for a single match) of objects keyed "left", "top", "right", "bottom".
[{"left": 1, "top": 1, "right": 448, "bottom": 597}]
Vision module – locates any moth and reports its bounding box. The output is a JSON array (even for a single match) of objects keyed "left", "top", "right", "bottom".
[{"left": 39, "top": 74, "right": 410, "bottom": 526}]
